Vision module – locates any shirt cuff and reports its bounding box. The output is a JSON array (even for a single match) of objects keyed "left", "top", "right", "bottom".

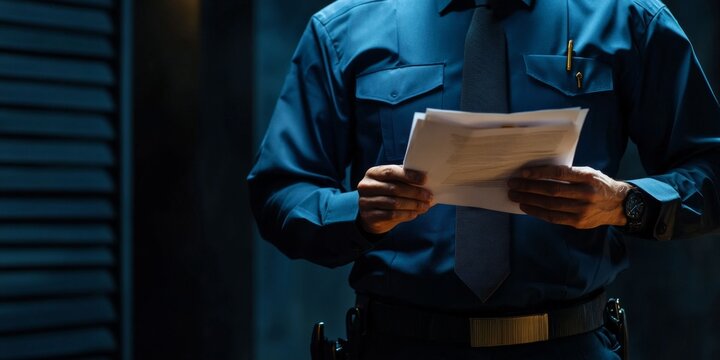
[
  {"left": 326, "top": 190, "right": 381, "bottom": 252},
  {"left": 626, "top": 178, "right": 681, "bottom": 241}
]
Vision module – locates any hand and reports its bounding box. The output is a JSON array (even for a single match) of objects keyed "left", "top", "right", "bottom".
[
  {"left": 357, "top": 165, "right": 434, "bottom": 234},
  {"left": 507, "top": 165, "right": 632, "bottom": 229}
]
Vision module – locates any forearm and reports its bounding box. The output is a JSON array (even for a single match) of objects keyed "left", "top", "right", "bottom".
[
  {"left": 624, "top": 8, "right": 720, "bottom": 240},
  {"left": 628, "top": 150, "right": 720, "bottom": 240},
  {"left": 249, "top": 179, "right": 373, "bottom": 268}
]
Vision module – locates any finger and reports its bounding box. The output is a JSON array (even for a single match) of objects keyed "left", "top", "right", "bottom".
[
  {"left": 366, "top": 165, "right": 427, "bottom": 185},
  {"left": 359, "top": 196, "right": 431, "bottom": 212},
  {"left": 508, "top": 190, "right": 588, "bottom": 213},
  {"left": 516, "top": 165, "right": 595, "bottom": 183},
  {"left": 358, "top": 178, "right": 433, "bottom": 202},
  {"left": 507, "top": 178, "right": 594, "bottom": 201},
  {"left": 519, "top": 204, "right": 583, "bottom": 228}
]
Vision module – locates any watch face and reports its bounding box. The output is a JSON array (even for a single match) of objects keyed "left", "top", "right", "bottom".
[{"left": 625, "top": 192, "right": 645, "bottom": 220}]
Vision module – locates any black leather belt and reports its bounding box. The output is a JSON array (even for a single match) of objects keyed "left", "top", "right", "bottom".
[{"left": 364, "top": 291, "right": 607, "bottom": 347}]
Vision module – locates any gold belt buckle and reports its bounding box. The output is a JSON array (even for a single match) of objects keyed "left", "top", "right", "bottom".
[{"left": 469, "top": 314, "right": 550, "bottom": 347}]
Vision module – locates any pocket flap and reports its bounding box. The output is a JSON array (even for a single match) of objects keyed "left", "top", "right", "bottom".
[
  {"left": 356, "top": 64, "right": 444, "bottom": 105},
  {"left": 524, "top": 55, "right": 613, "bottom": 96}
]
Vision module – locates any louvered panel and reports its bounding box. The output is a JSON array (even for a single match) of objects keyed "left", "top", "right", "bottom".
[
  {"left": 0, "top": 1, "right": 113, "bottom": 34},
  {"left": 0, "top": 81, "right": 114, "bottom": 112},
  {"left": 48, "top": 0, "right": 114, "bottom": 8},
  {"left": 0, "top": 248, "right": 113, "bottom": 268},
  {"left": 0, "top": 168, "right": 114, "bottom": 193},
  {"left": 0, "top": 327, "right": 115, "bottom": 360},
  {"left": 0, "top": 26, "right": 113, "bottom": 58},
  {"left": 0, "top": 224, "right": 114, "bottom": 245},
  {"left": 0, "top": 53, "right": 114, "bottom": 85},
  {"left": 0, "top": 1, "right": 127, "bottom": 359},
  {"left": 0, "top": 139, "right": 114, "bottom": 166},
  {"left": 0, "top": 270, "right": 114, "bottom": 298},
  {"left": 0, "top": 109, "right": 114, "bottom": 139},
  {"left": 0, "top": 297, "right": 115, "bottom": 333},
  {"left": 0, "top": 199, "right": 114, "bottom": 219}
]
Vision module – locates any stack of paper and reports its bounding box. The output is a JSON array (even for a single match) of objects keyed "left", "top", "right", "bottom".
[{"left": 402, "top": 108, "right": 588, "bottom": 214}]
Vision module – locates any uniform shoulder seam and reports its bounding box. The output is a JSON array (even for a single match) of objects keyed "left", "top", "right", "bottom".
[
  {"left": 314, "top": 0, "right": 387, "bottom": 26},
  {"left": 632, "top": 0, "right": 667, "bottom": 19},
  {"left": 310, "top": 16, "right": 342, "bottom": 64}
]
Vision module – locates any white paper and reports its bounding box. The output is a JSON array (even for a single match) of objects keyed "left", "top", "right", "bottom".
[{"left": 403, "top": 108, "right": 588, "bottom": 214}]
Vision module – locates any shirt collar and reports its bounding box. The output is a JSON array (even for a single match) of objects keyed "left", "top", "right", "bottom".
[{"left": 436, "top": 0, "right": 533, "bottom": 14}]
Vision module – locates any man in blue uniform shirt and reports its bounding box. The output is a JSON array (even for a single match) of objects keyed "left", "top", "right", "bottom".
[{"left": 248, "top": 0, "right": 720, "bottom": 358}]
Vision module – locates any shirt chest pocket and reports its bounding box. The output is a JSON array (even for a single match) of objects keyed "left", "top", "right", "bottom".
[
  {"left": 523, "top": 54, "right": 614, "bottom": 98},
  {"left": 523, "top": 54, "right": 618, "bottom": 168},
  {"left": 355, "top": 64, "right": 444, "bottom": 163}
]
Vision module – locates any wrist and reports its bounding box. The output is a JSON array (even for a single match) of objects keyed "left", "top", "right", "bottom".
[
  {"left": 356, "top": 217, "right": 388, "bottom": 243},
  {"left": 610, "top": 182, "right": 633, "bottom": 226},
  {"left": 621, "top": 185, "right": 648, "bottom": 233}
]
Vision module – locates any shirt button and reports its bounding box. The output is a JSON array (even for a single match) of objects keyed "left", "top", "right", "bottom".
[{"left": 390, "top": 90, "right": 398, "bottom": 99}]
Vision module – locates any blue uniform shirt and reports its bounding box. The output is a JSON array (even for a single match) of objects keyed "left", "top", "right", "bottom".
[{"left": 248, "top": 0, "right": 720, "bottom": 311}]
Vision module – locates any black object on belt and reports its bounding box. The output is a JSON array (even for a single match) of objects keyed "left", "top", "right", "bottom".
[{"left": 364, "top": 291, "right": 607, "bottom": 347}]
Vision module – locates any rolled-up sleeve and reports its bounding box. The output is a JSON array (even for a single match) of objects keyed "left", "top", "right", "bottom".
[
  {"left": 626, "top": 7, "right": 720, "bottom": 240},
  {"left": 247, "top": 17, "right": 374, "bottom": 268}
]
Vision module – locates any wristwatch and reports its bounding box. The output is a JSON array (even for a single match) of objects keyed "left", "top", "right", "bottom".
[{"left": 623, "top": 187, "right": 647, "bottom": 233}]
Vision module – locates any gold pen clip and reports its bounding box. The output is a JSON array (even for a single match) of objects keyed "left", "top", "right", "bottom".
[
  {"left": 566, "top": 39, "right": 574, "bottom": 71},
  {"left": 576, "top": 71, "right": 583, "bottom": 89}
]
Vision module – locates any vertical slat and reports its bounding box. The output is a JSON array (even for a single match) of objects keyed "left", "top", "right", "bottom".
[
  {"left": 0, "top": 1, "right": 114, "bottom": 34},
  {"left": 0, "top": 80, "right": 115, "bottom": 111},
  {"left": 0, "top": 297, "right": 116, "bottom": 333},
  {"left": 0, "top": 224, "right": 114, "bottom": 245},
  {"left": 119, "top": 0, "right": 134, "bottom": 359},
  {"left": 0, "top": 198, "right": 115, "bottom": 219},
  {"left": 0, "top": 270, "right": 115, "bottom": 298},
  {"left": 0, "top": 327, "right": 116, "bottom": 359},
  {"left": 0, "top": 26, "right": 114, "bottom": 57},
  {"left": 0, "top": 53, "right": 115, "bottom": 85},
  {"left": 0, "top": 109, "right": 115, "bottom": 139},
  {"left": 0, "top": 139, "right": 114, "bottom": 166},
  {"left": 0, "top": 167, "right": 115, "bottom": 192},
  {"left": 0, "top": 248, "right": 115, "bottom": 268},
  {"left": 49, "top": 0, "right": 115, "bottom": 8}
]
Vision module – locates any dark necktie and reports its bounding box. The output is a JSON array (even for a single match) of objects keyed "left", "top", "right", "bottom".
[{"left": 455, "top": 5, "right": 511, "bottom": 302}]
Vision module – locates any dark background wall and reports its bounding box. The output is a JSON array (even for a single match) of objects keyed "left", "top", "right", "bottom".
[{"left": 133, "top": 0, "right": 252, "bottom": 359}]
